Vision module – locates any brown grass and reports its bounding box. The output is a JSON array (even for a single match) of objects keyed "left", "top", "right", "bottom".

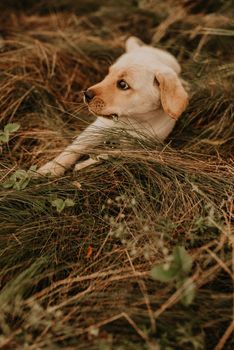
[{"left": 0, "top": 1, "right": 233, "bottom": 349}]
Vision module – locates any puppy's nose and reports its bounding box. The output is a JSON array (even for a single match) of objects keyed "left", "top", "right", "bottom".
[{"left": 84, "top": 89, "right": 95, "bottom": 103}]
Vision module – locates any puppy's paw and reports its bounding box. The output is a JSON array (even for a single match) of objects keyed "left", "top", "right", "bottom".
[
  {"left": 36, "top": 161, "right": 65, "bottom": 177},
  {"left": 74, "top": 158, "right": 99, "bottom": 172},
  {"left": 74, "top": 155, "right": 109, "bottom": 172}
]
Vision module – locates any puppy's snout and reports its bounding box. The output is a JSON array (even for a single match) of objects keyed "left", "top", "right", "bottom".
[{"left": 84, "top": 89, "right": 95, "bottom": 103}]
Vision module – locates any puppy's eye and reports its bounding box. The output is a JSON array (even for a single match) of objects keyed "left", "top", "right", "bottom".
[{"left": 117, "top": 79, "right": 130, "bottom": 90}]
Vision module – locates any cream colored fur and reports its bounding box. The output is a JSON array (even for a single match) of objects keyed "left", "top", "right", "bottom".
[{"left": 37, "top": 37, "right": 188, "bottom": 176}]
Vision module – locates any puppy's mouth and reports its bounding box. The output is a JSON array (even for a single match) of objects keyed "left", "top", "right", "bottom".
[
  {"left": 89, "top": 108, "right": 119, "bottom": 121},
  {"left": 101, "top": 113, "right": 119, "bottom": 122}
]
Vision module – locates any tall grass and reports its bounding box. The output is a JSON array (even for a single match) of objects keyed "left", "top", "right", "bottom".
[{"left": 0, "top": 1, "right": 233, "bottom": 349}]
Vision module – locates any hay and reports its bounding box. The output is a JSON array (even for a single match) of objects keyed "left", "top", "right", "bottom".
[{"left": 0, "top": 1, "right": 233, "bottom": 349}]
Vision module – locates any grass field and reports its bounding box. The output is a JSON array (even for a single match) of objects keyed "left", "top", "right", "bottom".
[{"left": 0, "top": 1, "right": 233, "bottom": 349}]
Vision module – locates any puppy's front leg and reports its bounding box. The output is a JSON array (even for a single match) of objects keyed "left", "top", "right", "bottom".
[
  {"left": 37, "top": 144, "right": 82, "bottom": 177},
  {"left": 74, "top": 158, "right": 100, "bottom": 172},
  {"left": 74, "top": 154, "right": 109, "bottom": 172},
  {"left": 37, "top": 118, "right": 110, "bottom": 177}
]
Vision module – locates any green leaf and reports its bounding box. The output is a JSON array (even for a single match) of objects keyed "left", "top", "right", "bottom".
[
  {"left": 16, "top": 177, "right": 30, "bottom": 190},
  {"left": 51, "top": 199, "right": 66, "bottom": 213},
  {"left": 14, "top": 182, "right": 22, "bottom": 191},
  {"left": 14, "top": 169, "right": 28, "bottom": 179},
  {"left": 0, "top": 132, "right": 9, "bottom": 143},
  {"left": 150, "top": 264, "right": 179, "bottom": 282},
  {"left": 64, "top": 198, "right": 75, "bottom": 207},
  {"left": 28, "top": 165, "right": 37, "bottom": 175},
  {"left": 173, "top": 246, "right": 193, "bottom": 274},
  {"left": 4, "top": 123, "right": 20, "bottom": 133},
  {"left": 177, "top": 278, "right": 196, "bottom": 306},
  {"left": 2, "top": 178, "right": 15, "bottom": 189},
  {"left": 151, "top": 246, "right": 193, "bottom": 284},
  {"left": 2, "top": 167, "right": 34, "bottom": 191},
  {"left": 50, "top": 198, "right": 75, "bottom": 213}
]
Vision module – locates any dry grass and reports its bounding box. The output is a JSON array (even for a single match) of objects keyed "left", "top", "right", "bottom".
[{"left": 0, "top": 1, "right": 233, "bottom": 349}]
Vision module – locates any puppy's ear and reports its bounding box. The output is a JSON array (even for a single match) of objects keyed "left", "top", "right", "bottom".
[
  {"left": 155, "top": 70, "right": 188, "bottom": 119},
  {"left": 125, "top": 36, "right": 144, "bottom": 52}
]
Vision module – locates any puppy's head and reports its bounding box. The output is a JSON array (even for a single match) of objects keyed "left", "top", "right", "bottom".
[{"left": 84, "top": 40, "right": 188, "bottom": 121}]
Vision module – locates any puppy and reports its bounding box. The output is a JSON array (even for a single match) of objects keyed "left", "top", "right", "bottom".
[{"left": 37, "top": 37, "right": 188, "bottom": 176}]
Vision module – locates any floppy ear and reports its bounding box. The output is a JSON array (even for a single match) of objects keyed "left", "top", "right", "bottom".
[
  {"left": 125, "top": 36, "right": 144, "bottom": 52},
  {"left": 155, "top": 70, "right": 188, "bottom": 119}
]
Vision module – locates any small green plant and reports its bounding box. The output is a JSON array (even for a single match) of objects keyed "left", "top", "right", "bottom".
[
  {"left": 175, "top": 324, "right": 205, "bottom": 350},
  {"left": 0, "top": 123, "right": 20, "bottom": 143},
  {"left": 50, "top": 198, "right": 75, "bottom": 213},
  {"left": 2, "top": 166, "right": 37, "bottom": 190},
  {"left": 151, "top": 246, "right": 195, "bottom": 306}
]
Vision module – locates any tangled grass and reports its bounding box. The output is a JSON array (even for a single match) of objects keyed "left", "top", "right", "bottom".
[{"left": 0, "top": 1, "right": 233, "bottom": 349}]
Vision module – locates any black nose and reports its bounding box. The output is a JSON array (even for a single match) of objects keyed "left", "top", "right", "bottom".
[{"left": 84, "top": 89, "right": 95, "bottom": 102}]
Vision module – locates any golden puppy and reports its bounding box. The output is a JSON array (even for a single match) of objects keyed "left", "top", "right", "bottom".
[{"left": 37, "top": 36, "right": 188, "bottom": 176}]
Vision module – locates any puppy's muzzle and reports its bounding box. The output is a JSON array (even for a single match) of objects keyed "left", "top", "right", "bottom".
[{"left": 84, "top": 89, "right": 95, "bottom": 103}]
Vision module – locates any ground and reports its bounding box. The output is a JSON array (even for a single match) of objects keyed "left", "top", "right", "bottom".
[{"left": 0, "top": 1, "right": 233, "bottom": 349}]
